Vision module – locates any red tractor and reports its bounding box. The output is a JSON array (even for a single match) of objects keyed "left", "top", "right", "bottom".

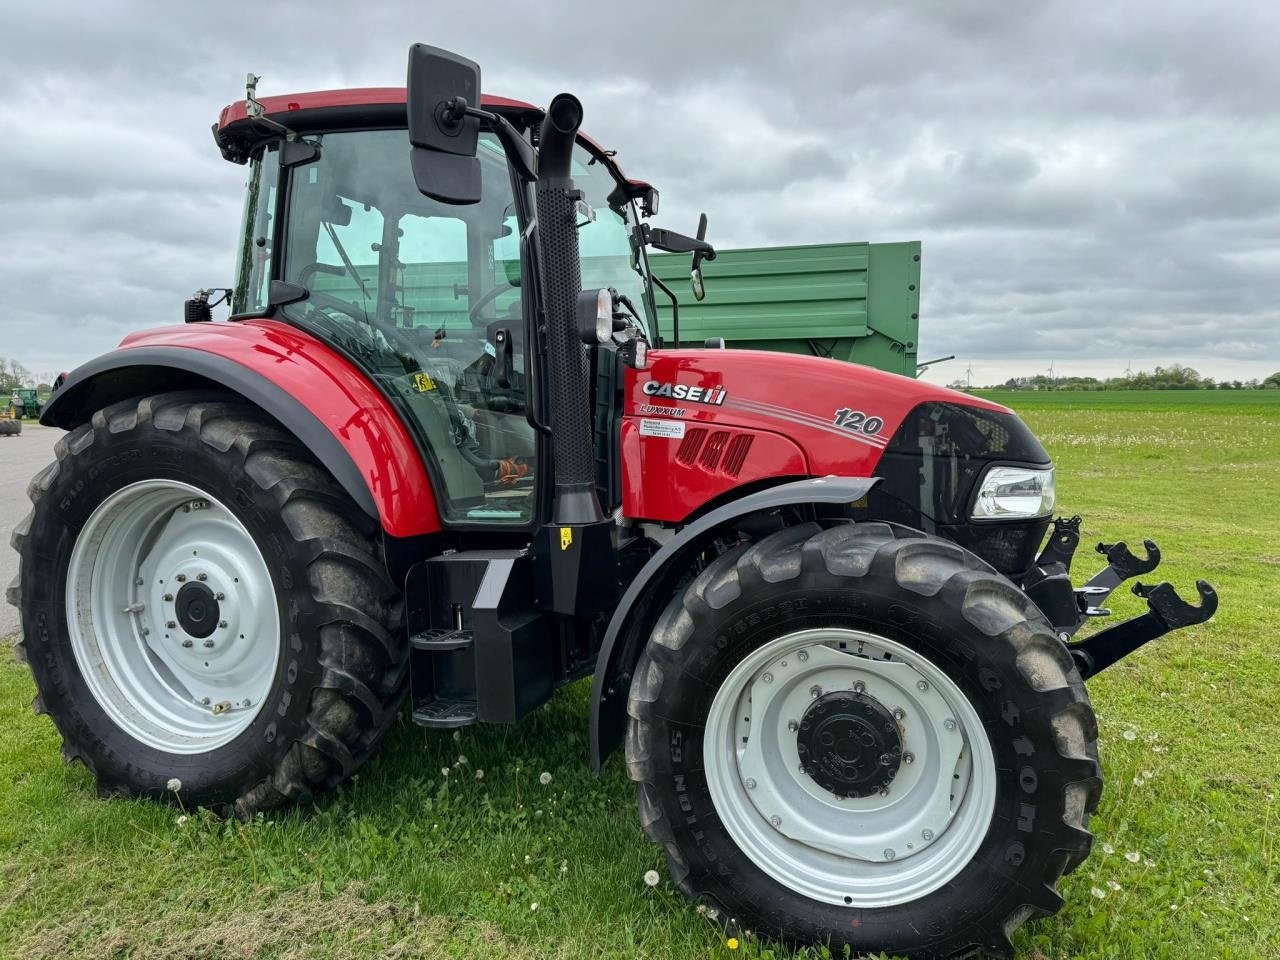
[{"left": 8, "top": 45, "right": 1216, "bottom": 958}]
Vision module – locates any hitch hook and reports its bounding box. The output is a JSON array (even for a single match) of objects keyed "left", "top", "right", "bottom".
[
  {"left": 1132, "top": 579, "right": 1218, "bottom": 629},
  {"left": 1097, "top": 539, "right": 1162, "bottom": 580}
]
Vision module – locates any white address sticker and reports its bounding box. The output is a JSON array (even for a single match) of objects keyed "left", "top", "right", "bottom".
[{"left": 639, "top": 418, "right": 686, "bottom": 440}]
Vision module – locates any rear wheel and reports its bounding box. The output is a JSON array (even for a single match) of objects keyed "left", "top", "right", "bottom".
[
  {"left": 8, "top": 392, "right": 407, "bottom": 815},
  {"left": 626, "top": 521, "right": 1101, "bottom": 958}
]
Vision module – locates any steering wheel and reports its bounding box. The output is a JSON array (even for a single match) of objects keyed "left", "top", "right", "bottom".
[{"left": 467, "top": 282, "right": 518, "bottom": 325}]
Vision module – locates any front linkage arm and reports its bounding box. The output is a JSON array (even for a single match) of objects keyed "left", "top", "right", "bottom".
[
  {"left": 1024, "top": 518, "right": 1218, "bottom": 680},
  {"left": 1066, "top": 579, "right": 1218, "bottom": 680}
]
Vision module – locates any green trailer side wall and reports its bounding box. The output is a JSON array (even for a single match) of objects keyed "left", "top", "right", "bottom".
[{"left": 650, "top": 241, "right": 921, "bottom": 378}]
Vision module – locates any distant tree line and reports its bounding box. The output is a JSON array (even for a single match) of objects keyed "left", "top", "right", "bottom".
[
  {"left": 950, "top": 364, "right": 1280, "bottom": 392},
  {"left": 0, "top": 357, "right": 57, "bottom": 397}
]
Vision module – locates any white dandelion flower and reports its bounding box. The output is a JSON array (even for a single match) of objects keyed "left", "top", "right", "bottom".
[
  {"left": 539, "top": 771, "right": 552, "bottom": 785},
  {"left": 475, "top": 769, "right": 485, "bottom": 780},
  {"left": 696, "top": 904, "right": 707, "bottom": 915},
  {"left": 456, "top": 755, "right": 468, "bottom": 766},
  {"left": 1125, "top": 851, "right": 1141, "bottom": 863},
  {"left": 530, "top": 902, "right": 539, "bottom": 912},
  {"left": 644, "top": 869, "right": 660, "bottom": 887},
  {"left": 176, "top": 814, "right": 188, "bottom": 825},
  {"left": 1144, "top": 858, "right": 1156, "bottom": 868},
  {"left": 166, "top": 778, "right": 183, "bottom": 792},
  {"left": 1102, "top": 842, "right": 1116, "bottom": 855},
  {"left": 560, "top": 861, "right": 568, "bottom": 875},
  {"left": 1107, "top": 880, "right": 1122, "bottom": 892},
  {"left": 1122, "top": 729, "right": 1137, "bottom": 742},
  {"left": 1091, "top": 887, "right": 1106, "bottom": 900},
  {"left": 452, "top": 730, "right": 461, "bottom": 741}
]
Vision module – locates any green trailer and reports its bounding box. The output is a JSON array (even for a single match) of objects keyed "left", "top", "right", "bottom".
[
  {"left": 309, "top": 239, "right": 923, "bottom": 379},
  {"left": 650, "top": 240, "right": 921, "bottom": 378}
]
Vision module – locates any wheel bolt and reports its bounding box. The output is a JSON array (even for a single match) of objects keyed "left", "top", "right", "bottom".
[
  {"left": 135, "top": 578, "right": 145, "bottom": 586},
  {"left": 944, "top": 718, "right": 957, "bottom": 731},
  {"left": 903, "top": 752, "right": 915, "bottom": 764},
  {"left": 242, "top": 699, "right": 252, "bottom": 708},
  {"left": 163, "top": 593, "right": 173, "bottom": 602},
  {"left": 141, "top": 627, "right": 150, "bottom": 637},
  {"left": 853, "top": 680, "right": 866, "bottom": 694},
  {"left": 916, "top": 680, "right": 929, "bottom": 692},
  {"left": 745, "top": 778, "right": 757, "bottom": 790},
  {"left": 762, "top": 673, "right": 774, "bottom": 684},
  {"left": 215, "top": 592, "right": 225, "bottom": 601},
  {"left": 770, "top": 815, "right": 781, "bottom": 827},
  {"left": 182, "top": 639, "right": 193, "bottom": 648},
  {"left": 203, "top": 639, "right": 214, "bottom": 648},
  {"left": 809, "top": 685, "right": 822, "bottom": 698},
  {"left": 175, "top": 574, "right": 187, "bottom": 583},
  {"left": 201, "top": 697, "right": 210, "bottom": 705},
  {"left": 196, "top": 573, "right": 207, "bottom": 581},
  {"left": 884, "top": 848, "right": 896, "bottom": 860},
  {"left": 797, "top": 650, "right": 809, "bottom": 662},
  {"left": 218, "top": 620, "right": 228, "bottom": 629},
  {"left": 166, "top": 621, "right": 177, "bottom": 629},
  {"left": 922, "top": 829, "right": 934, "bottom": 841},
  {"left": 787, "top": 720, "right": 799, "bottom": 733},
  {"left": 893, "top": 708, "right": 906, "bottom": 721}
]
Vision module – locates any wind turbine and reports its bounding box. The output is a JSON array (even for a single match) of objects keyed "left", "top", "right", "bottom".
[{"left": 965, "top": 363, "right": 974, "bottom": 389}]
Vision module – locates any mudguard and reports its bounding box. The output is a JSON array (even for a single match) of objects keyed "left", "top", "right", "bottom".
[
  {"left": 41, "top": 319, "right": 441, "bottom": 538},
  {"left": 589, "top": 475, "right": 879, "bottom": 772}
]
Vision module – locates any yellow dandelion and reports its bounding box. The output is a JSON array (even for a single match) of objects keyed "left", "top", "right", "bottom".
[{"left": 726, "top": 937, "right": 739, "bottom": 950}]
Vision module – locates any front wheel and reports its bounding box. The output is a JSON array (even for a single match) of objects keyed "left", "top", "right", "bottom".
[
  {"left": 626, "top": 521, "right": 1102, "bottom": 958},
  {"left": 8, "top": 392, "right": 407, "bottom": 815}
]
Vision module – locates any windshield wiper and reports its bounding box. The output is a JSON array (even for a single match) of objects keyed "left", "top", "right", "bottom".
[{"left": 322, "top": 221, "right": 372, "bottom": 313}]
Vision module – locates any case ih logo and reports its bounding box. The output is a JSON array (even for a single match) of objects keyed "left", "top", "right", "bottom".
[{"left": 641, "top": 381, "right": 728, "bottom": 405}]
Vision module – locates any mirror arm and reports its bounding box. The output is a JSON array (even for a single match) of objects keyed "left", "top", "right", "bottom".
[
  {"left": 649, "top": 271, "right": 680, "bottom": 349},
  {"left": 440, "top": 99, "right": 537, "bottom": 181}
]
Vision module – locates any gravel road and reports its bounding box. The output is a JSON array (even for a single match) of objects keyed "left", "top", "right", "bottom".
[{"left": 1, "top": 423, "right": 61, "bottom": 638}]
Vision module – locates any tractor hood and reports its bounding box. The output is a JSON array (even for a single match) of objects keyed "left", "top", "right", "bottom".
[{"left": 621, "top": 348, "right": 1053, "bottom": 575}]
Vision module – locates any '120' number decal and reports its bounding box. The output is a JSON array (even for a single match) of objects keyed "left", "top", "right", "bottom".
[{"left": 833, "top": 408, "right": 884, "bottom": 435}]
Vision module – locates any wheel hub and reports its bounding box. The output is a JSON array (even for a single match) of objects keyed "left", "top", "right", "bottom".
[
  {"left": 174, "top": 581, "right": 220, "bottom": 639},
  {"left": 704, "top": 628, "right": 998, "bottom": 907},
  {"left": 798, "top": 691, "right": 902, "bottom": 799},
  {"left": 65, "top": 480, "right": 280, "bottom": 754}
]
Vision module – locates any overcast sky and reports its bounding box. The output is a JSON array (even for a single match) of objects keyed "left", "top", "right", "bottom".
[{"left": 1, "top": 1, "right": 1277, "bottom": 385}]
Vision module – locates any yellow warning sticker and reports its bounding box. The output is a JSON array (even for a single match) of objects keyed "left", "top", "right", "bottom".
[
  {"left": 560, "top": 527, "right": 573, "bottom": 551},
  {"left": 412, "top": 372, "right": 436, "bottom": 393}
]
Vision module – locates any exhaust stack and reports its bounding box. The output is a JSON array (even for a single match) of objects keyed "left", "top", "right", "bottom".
[{"left": 536, "top": 94, "right": 604, "bottom": 526}]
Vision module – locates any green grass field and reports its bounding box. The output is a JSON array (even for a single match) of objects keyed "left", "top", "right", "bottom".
[{"left": 3, "top": 390, "right": 1278, "bottom": 959}]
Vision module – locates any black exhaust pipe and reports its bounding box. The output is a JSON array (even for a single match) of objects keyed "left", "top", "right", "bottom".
[{"left": 535, "top": 94, "right": 604, "bottom": 526}]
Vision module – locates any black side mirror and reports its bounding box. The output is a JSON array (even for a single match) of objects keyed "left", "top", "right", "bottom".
[
  {"left": 407, "top": 44, "right": 483, "bottom": 204},
  {"left": 643, "top": 213, "right": 716, "bottom": 301},
  {"left": 690, "top": 213, "right": 715, "bottom": 301}
]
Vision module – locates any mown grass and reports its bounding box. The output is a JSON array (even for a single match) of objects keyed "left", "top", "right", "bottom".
[{"left": 2, "top": 391, "right": 1278, "bottom": 959}]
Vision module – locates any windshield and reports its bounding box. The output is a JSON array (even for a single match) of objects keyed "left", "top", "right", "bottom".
[{"left": 571, "top": 148, "right": 656, "bottom": 336}]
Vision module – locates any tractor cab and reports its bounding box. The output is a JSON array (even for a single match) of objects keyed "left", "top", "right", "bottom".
[{"left": 218, "top": 86, "right": 659, "bottom": 527}]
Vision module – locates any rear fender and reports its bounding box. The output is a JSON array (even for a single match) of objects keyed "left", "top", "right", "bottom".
[
  {"left": 588, "top": 476, "right": 878, "bottom": 772},
  {"left": 41, "top": 320, "right": 440, "bottom": 538}
]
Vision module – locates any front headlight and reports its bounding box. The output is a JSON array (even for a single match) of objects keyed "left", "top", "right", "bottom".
[{"left": 971, "top": 465, "right": 1055, "bottom": 520}]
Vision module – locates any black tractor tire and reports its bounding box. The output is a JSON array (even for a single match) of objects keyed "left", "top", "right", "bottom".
[
  {"left": 626, "top": 521, "right": 1102, "bottom": 959},
  {"left": 0, "top": 418, "right": 20, "bottom": 436},
  {"left": 7, "top": 391, "right": 407, "bottom": 816}
]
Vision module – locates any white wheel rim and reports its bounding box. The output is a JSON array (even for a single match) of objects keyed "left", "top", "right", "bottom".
[
  {"left": 66, "top": 479, "right": 280, "bottom": 754},
  {"left": 703, "top": 628, "right": 997, "bottom": 908}
]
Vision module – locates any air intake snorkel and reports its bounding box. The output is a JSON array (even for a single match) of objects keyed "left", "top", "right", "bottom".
[{"left": 534, "top": 93, "right": 604, "bottom": 526}]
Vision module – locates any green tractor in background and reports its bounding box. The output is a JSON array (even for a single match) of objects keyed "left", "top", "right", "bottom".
[{"left": 8, "top": 387, "right": 42, "bottom": 420}]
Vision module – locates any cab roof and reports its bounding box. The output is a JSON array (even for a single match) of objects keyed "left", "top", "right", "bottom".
[{"left": 214, "top": 87, "right": 650, "bottom": 197}]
